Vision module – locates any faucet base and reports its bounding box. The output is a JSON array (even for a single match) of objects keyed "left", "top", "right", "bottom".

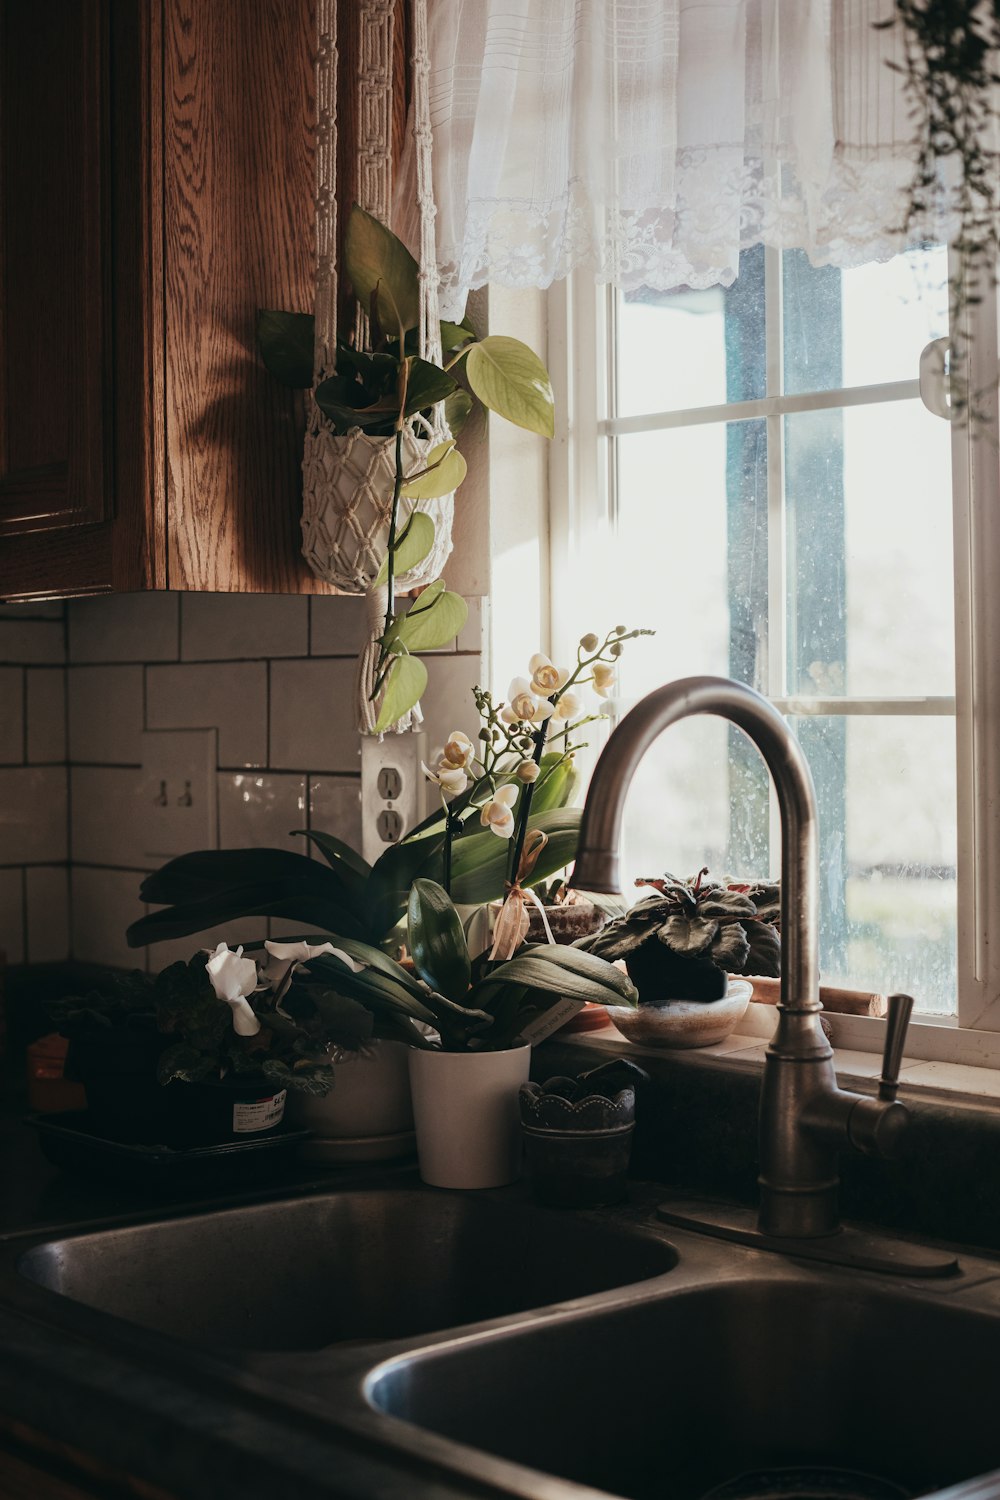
[{"left": 656, "top": 1197, "right": 960, "bottom": 1279}]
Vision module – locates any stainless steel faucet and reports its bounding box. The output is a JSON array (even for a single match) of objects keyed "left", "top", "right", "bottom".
[{"left": 570, "top": 675, "right": 914, "bottom": 1241}]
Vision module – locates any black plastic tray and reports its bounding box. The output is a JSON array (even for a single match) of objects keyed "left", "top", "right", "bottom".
[{"left": 28, "top": 1112, "right": 312, "bottom": 1191}]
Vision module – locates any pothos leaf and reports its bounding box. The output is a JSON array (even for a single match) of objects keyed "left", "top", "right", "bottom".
[
  {"left": 374, "top": 654, "right": 428, "bottom": 734},
  {"left": 374, "top": 511, "right": 436, "bottom": 587}
]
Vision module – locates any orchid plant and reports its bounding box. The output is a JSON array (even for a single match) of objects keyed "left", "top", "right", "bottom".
[
  {"left": 421, "top": 627, "right": 653, "bottom": 932},
  {"left": 259, "top": 206, "right": 555, "bottom": 732}
]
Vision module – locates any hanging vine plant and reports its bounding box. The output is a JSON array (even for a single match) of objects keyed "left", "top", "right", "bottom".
[{"left": 879, "top": 1, "right": 1000, "bottom": 405}]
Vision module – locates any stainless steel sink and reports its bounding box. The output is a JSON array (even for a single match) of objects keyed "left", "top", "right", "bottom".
[
  {"left": 361, "top": 1226, "right": 1000, "bottom": 1500},
  {"left": 15, "top": 1186, "right": 676, "bottom": 1351}
]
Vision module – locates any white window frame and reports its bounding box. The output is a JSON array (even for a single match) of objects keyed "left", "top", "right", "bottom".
[{"left": 547, "top": 252, "right": 1000, "bottom": 1068}]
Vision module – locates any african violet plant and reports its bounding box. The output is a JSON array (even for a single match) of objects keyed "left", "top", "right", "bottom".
[
  {"left": 581, "top": 869, "right": 780, "bottom": 1006},
  {"left": 259, "top": 205, "right": 555, "bottom": 732},
  {"left": 290, "top": 878, "right": 637, "bottom": 1054}
]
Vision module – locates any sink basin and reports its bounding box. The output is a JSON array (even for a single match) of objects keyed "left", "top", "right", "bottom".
[
  {"left": 16, "top": 1187, "right": 676, "bottom": 1351},
  {"left": 368, "top": 1269, "right": 1000, "bottom": 1500}
]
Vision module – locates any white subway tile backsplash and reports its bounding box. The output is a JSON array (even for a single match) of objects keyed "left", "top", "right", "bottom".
[
  {"left": 0, "top": 868, "right": 24, "bottom": 964},
  {"left": 26, "top": 866, "right": 69, "bottom": 963},
  {"left": 0, "top": 620, "right": 65, "bottom": 665},
  {"left": 70, "top": 867, "right": 147, "bottom": 970},
  {"left": 0, "top": 669, "right": 24, "bottom": 764},
  {"left": 71, "top": 767, "right": 149, "bottom": 867},
  {"left": 270, "top": 659, "right": 358, "bottom": 772},
  {"left": 26, "top": 669, "right": 66, "bottom": 763},
  {"left": 309, "top": 596, "right": 367, "bottom": 656},
  {"left": 68, "top": 666, "right": 144, "bottom": 764},
  {"left": 218, "top": 772, "right": 307, "bottom": 850},
  {"left": 182, "top": 594, "right": 308, "bottom": 661},
  {"left": 309, "top": 776, "right": 363, "bottom": 854},
  {"left": 147, "top": 661, "right": 267, "bottom": 767},
  {"left": 420, "top": 654, "right": 483, "bottom": 756},
  {"left": 68, "top": 594, "right": 179, "bottom": 664},
  {"left": 0, "top": 768, "right": 67, "bottom": 864},
  {"left": 456, "top": 596, "right": 487, "bottom": 655}
]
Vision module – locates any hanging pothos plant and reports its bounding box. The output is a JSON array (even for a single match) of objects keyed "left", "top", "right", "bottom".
[
  {"left": 879, "top": 1, "right": 1000, "bottom": 389},
  {"left": 258, "top": 206, "right": 554, "bottom": 732}
]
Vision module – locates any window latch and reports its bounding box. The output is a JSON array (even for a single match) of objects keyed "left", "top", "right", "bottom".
[{"left": 918, "top": 337, "right": 952, "bottom": 420}]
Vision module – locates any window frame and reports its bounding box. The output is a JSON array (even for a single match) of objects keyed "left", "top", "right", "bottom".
[{"left": 547, "top": 252, "right": 1000, "bottom": 1066}]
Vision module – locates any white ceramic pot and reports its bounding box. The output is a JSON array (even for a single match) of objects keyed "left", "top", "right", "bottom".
[
  {"left": 288, "top": 1041, "right": 414, "bottom": 1137},
  {"left": 605, "top": 980, "right": 754, "bottom": 1049},
  {"left": 408, "top": 1045, "right": 532, "bottom": 1189}
]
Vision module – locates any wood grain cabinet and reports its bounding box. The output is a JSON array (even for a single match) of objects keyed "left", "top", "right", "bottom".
[{"left": 0, "top": 0, "right": 328, "bottom": 601}]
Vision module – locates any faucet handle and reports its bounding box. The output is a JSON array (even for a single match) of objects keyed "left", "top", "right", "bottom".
[{"left": 878, "top": 992, "right": 915, "bottom": 1102}]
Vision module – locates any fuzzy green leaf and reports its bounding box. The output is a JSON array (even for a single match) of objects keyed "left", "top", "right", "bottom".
[
  {"left": 257, "top": 309, "right": 315, "bottom": 389},
  {"left": 374, "top": 654, "right": 428, "bottom": 734},
  {"left": 407, "top": 878, "right": 471, "bottom": 1002},
  {"left": 344, "top": 205, "right": 420, "bottom": 335},
  {"left": 464, "top": 336, "right": 555, "bottom": 437}
]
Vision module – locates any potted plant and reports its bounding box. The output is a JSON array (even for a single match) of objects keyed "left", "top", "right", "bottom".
[
  {"left": 579, "top": 870, "right": 780, "bottom": 1049},
  {"left": 286, "top": 878, "right": 638, "bottom": 1188},
  {"left": 258, "top": 205, "right": 556, "bottom": 733},
  {"left": 52, "top": 940, "right": 375, "bottom": 1147}
]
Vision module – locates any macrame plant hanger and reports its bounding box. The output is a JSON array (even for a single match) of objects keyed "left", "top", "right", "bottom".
[{"left": 303, "top": 0, "right": 454, "bottom": 735}]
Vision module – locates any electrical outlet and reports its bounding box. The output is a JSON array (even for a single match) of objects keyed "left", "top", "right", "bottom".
[
  {"left": 361, "top": 732, "right": 426, "bottom": 864},
  {"left": 138, "top": 730, "right": 218, "bottom": 861}
]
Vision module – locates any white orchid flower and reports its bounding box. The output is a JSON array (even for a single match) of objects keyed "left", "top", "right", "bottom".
[
  {"left": 528, "top": 652, "right": 569, "bottom": 697},
  {"left": 592, "top": 663, "right": 616, "bottom": 698},
  {"left": 261, "top": 939, "right": 363, "bottom": 996},
  {"left": 422, "top": 759, "right": 468, "bottom": 795},
  {"left": 205, "top": 942, "right": 261, "bottom": 1037},
  {"left": 501, "top": 677, "right": 556, "bottom": 726},
  {"left": 553, "top": 689, "right": 580, "bottom": 721},
  {"left": 480, "top": 783, "right": 519, "bottom": 838},
  {"left": 440, "top": 730, "right": 475, "bottom": 770}
]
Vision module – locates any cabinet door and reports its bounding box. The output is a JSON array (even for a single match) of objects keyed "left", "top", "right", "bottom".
[{"left": 0, "top": 0, "right": 111, "bottom": 537}]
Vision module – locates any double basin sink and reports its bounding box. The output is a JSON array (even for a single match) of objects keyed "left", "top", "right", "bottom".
[{"left": 8, "top": 1181, "right": 1000, "bottom": 1500}]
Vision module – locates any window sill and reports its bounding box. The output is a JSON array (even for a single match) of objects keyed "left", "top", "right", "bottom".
[{"left": 566, "top": 1004, "right": 1000, "bottom": 1110}]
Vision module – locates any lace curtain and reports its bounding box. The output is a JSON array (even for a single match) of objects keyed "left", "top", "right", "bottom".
[{"left": 395, "top": 0, "right": 938, "bottom": 318}]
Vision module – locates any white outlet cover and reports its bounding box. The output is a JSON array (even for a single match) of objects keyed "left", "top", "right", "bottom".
[
  {"left": 360, "top": 731, "right": 427, "bottom": 866},
  {"left": 138, "top": 729, "right": 218, "bottom": 861}
]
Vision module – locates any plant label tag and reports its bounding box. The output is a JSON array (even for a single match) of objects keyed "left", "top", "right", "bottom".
[
  {"left": 233, "top": 1090, "right": 287, "bottom": 1134},
  {"left": 515, "top": 998, "right": 585, "bottom": 1046}
]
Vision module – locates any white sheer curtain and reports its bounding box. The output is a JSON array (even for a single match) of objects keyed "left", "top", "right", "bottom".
[{"left": 396, "top": 0, "right": 936, "bottom": 319}]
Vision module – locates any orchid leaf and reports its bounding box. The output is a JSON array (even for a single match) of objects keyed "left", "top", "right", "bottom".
[
  {"left": 344, "top": 205, "right": 420, "bottom": 335},
  {"left": 374, "top": 654, "right": 428, "bottom": 734},
  {"left": 448, "top": 809, "right": 582, "bottom": 905},
  {"left": 290, "top": 829, "right": 372, "bottom": 880},
  {"left": 257, "top": 309, "right": 315, "bottom": 389},
  {"left": 400, "top": 442, "right": 467, "bottom": 501},
  {"left": 374, "top": 512, "right": 435, "bottom": 587},
  {"left": 407, "top": 879, "right": 471, "bottom": 1003},
  {"left": 529, "top": 752, "right": 580, "bottom": 814},
  {"left": 464, "top": 336, "right": 555, "bottom": 437}
]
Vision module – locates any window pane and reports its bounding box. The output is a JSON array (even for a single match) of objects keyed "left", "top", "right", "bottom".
[
  {"left": 615, "top": 420, "right": 767, "bottom": 689},
  {"left": 791, "top": 714, "right": 957, "bottom": 1015},
  {"left": 784, "top": 400, "right": 954, "bottom": 698},
  {"left": 783, "top": 246, "right": 948, "bottom": 397},
  {"left": 617, "top": 248, "right": 766, "bottom": 417}
]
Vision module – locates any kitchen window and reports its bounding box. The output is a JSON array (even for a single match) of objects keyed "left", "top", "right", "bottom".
[{"left": 549, "top": 246, "right": 1000, "bottom": 1059}]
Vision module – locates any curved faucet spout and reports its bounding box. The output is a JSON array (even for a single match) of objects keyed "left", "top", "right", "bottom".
[
  {"left": 570, "top": 674, "right": 910, "bottom": 1240},
  {"left": 570, "top": 675, "right": 819, "bottom": 1014}
]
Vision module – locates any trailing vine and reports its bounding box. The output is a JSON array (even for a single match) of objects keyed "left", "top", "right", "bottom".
[{"left": 879, "top": 1, "right": 1000, "bottom": 410}]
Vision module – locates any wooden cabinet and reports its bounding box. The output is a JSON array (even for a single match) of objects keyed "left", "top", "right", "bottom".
[{"left": 0, "top": 0, "right": 330, "bottom": 601}]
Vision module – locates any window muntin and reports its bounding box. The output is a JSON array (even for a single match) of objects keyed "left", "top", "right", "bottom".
[{"left": 561, "top": 245, "right": 966, "bottom": 1018}]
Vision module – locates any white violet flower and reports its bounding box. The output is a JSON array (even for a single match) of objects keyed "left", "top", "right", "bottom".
[
  {"left": 261, "top": 939, "right": 363, "bottom": 995},
  {"left": 422, "top": 759, "right": 468, "bottom": 795},
  {"left": 480, "top": 783, "right": 519, "bottom": 838},
  {"left": 592, "top": 663, "right": 616, "bottom": 698},
  {"left": 528, "top": 652, "right": 569, "bottom": 697},
  {"left": 205, "top": 942, "right": 261, "bottom": 1037},
  {"left": 501, "top": 677, "right": 555, "bottom": 726}
]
